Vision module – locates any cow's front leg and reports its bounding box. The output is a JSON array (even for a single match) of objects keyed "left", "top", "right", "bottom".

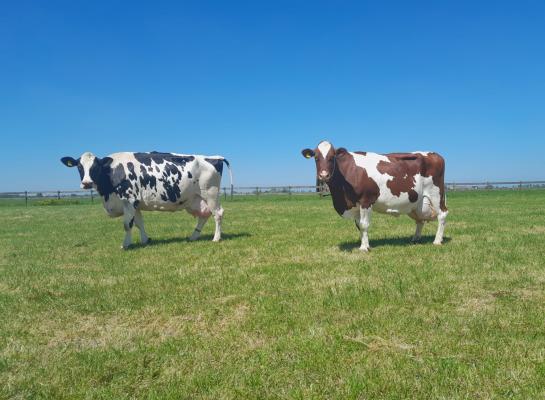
[
  {"left": 359, "top": 206, "right": 372, "bottom": 252},
  {"left": 189, "top": 216, "right": 208, "bottom": 241},
  {"left": 134, "top": 209, "right": 150, "bottom": 245},
  {"left": 121, "top": 202, "right": 136, "bottom": 249},
  {"left": 412, "top": 221, "right": 424, "bottom": 243}
]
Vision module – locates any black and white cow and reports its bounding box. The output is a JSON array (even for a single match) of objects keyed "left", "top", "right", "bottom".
[{"left": 61, "top": 151, "right": 232, "bottom": 249}]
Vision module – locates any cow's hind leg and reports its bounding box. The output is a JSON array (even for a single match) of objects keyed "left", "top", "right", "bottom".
[
  {"left": 189, "top": 216, "right": 209, "bottom": 241},
  {"left": 134, "top": 209, "right": 150, "bottom": 245},
  {"left": 211, "top": 207, "right": 224, "bottom": 242},
  {"left": 121, "top": 202, "right": 136, "bottom": 249},
  {"left": 358, "top": 206, "right": 372, "bottom": 252},
  {"left": 433, "top": 210, "right": 448, "bottom": 245},
  {"left": 203, "top": 188, "right": 223, "bottom": 242}
]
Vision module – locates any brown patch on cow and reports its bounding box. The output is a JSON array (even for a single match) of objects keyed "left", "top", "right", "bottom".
[
  {"left": 327, "top": 150, "right": 380, "bottom": 213},
  {"left": 376, "top": 155, "right": 422, "bottom": 203}
]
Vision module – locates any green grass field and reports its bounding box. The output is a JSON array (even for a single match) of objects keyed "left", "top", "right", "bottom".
[{"left": 1, "top": 190, "right": 545, "bottom": 399}]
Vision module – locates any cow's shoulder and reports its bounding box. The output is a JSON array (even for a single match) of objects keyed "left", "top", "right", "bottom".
[{"left": 334, "top": 150, "right": 380, "bottom": 208}]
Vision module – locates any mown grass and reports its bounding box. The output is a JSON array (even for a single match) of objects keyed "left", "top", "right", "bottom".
[{"left": 1, "top": 190, "right": 544, "bottom": 399}]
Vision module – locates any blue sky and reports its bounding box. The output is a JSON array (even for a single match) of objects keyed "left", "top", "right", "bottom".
[{"left": 1, "top": 0, "right": 544, "bottom": 191}]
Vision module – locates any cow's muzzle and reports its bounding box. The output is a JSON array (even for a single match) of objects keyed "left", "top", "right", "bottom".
[
  {"left": 318, "top": 171, "right": 331, "bottom": 182},
  {"left": 81, "top": 181, "right": 93, "bottom": 190}
]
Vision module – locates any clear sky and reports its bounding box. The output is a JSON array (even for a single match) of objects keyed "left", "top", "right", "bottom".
[{"left": 1, "top": 0, "right": 544, "bottom": 191}]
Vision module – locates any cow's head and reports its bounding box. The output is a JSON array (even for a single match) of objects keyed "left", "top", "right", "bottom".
[
  {"left": 60, "top": 152, "right": 112, "bottom": 190},
  {"left": 301, "top": 141, "right": 338, "bottom": 182}
]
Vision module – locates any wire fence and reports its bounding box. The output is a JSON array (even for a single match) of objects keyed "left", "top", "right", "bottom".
[{"left": 1, "top": 180, "right": 544, "bottom": 207}]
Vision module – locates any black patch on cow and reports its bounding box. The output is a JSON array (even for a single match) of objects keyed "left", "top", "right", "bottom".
[
  {"left": 159, "top": 163, "right": 182, "bottom": 202},
  {"left": 187, "top": 171, "right": 192, "bottom": 179},
  {"left": 133, "top": 200, "right": 140, "bottom": 209},
  {"left": 134, "top": 152, "right": 195, "bottom": 168},
  {"left": 77, "top": 164, "right": 84, "bottom": 181},
  {"left": 88, "top": 157, "right": 117, "bottom": 202},
  {"left": 129, "top": 217, "right": 134, "bottom": 229},
  {"left": 204, "top": 158, "right": 224, "bottom": 174},
  {"left": 127, "top": 162, "right": 137, "bottom": 181},
  {"left": 139, "top": 164, "right": 157, "bottom": 190}
]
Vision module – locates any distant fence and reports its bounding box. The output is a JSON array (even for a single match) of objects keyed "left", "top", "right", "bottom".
[{"left": 1, "top": 180, "right": 544, "bottom": 206}]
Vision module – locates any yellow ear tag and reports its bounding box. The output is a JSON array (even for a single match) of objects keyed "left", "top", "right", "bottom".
[
  {"left": 304, "top": 152, "right": 312, "bottom": 159},
  {"left": 67, "top": 160, "right": 73, "bottom": 167}
]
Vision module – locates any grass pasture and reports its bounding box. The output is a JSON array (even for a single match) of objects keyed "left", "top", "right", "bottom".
[{"left": 1, "top": 190, "right": 545, "bottom": 399}]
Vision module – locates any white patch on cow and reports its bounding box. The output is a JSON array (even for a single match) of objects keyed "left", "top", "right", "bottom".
[
  {"left": 79, "top": 152, "right": 96, "bottom": 188},
  {"left": 317, "top": 141, "right": 332, "bottom": 158},
  {"left": 412, "top": 151, "right": 430, "bottom": 156}
]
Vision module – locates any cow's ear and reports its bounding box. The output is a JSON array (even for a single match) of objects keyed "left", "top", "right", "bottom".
[
  {"left": 301, "top": 149, "right": 315, "bottom": 159},
  {"left": 335, "top": 148, "right": 348, "bottom": 157},
  {"left": 61, "top": 157, "right": 78, "bottom": 167}
]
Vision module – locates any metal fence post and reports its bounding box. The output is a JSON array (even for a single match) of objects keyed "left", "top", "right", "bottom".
[
  {"left": 90, "top": 189, "right": 94, "bottom": 203},
  {"left": 288, "top": 186, "right": 291, "bottom": 197},
  {"left": 256, "top": 187, "right": 259, "bottom": 197},
  {"left": 223, "top": 187, "right": 227, "bottom": 200},
  {"left": 230, "top": 184, "right": 234, "bottom": 200},
  {"left": 57, "top": 190, "right": 61, "bottom": 200},
  {"left": 25, "top": 191, "right": 28, "bottom": 207}
]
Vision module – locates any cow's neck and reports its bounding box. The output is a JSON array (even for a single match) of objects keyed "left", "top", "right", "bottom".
[
  {"left": 326, "top": 167, "right": 356, "bottom": 216},
  {"left": 94, "top": 172, "right": 115, "bottom": 201}
]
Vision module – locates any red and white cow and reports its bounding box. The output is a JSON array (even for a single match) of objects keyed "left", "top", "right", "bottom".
[
  {"left": 302, "top": 141, "right": 448, "bottom": 251},
  {"left": 61, "top": 151, "right": 232, "bottom": 249}
]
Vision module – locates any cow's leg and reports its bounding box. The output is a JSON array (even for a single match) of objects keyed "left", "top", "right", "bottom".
[
  {"left": 121, "top": 202, "right": 136, "bottom": 249},
  {"left": 412, "top": 221, "right": 424, "bottom": 243},
  {"left": 433, "top": 210, "right": 448, "bottom": 245},
  {"left": 189, "top": 216, "right": 209, "bottom": 241},
  {"left": 358, "top": 206, "right": 372, "bottom": 252},
  {"left": 211, "top": 207, "right": 224, "bottom": 242},
  {"left": 133, "top": 209, "right": 150, "bottom": 245},
  {"left": 203, "top": 188, "right": 223, "bottom": 242}
]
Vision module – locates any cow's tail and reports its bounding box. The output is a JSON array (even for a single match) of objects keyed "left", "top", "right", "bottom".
[{"left": 222, "top": 158, "right": 234, "bottom": 191}]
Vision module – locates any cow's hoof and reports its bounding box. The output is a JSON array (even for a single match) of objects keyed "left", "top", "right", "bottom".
[
  {"left": 189, "top": 235, "right": 199, "bottom": 242},
  {"left": 121, "top": 244, "right": 131, "bottom": 250},
  {"left": 212, "top": 237, "right": 221, "bottom": 242},
  {"left": 433, "top": 240, "right": 442, "bottom": 246},
  {"left": 142, "top": 238, "right": 151, "bottom": 245},
  {"left": 411, "top": 237, "right": 421, "bottom": 244},
  {"left": 359, "top": 246, "right": 370, "bottom": 252}
]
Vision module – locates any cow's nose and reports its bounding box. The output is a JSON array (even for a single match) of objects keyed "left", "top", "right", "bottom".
[
  {"left": 81, "top": 181, "right": 93, "bottom": 189},
  {"left": 318, "top": 171, "right": 330, "bottom": 181}
]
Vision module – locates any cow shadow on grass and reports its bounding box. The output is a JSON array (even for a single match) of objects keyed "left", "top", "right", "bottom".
[
  {"left": 127, "top": 232, "right": 252, "bottom": 250},
  {"left": 338, "top": 235, "right": 451, "bottom": 252}
]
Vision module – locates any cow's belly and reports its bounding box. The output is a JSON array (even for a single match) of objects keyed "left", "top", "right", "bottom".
[
  {"left": 137, "top": 185, "right": 194, "bottom": 212},
  {"left": 371, "top": 175, "right": 427, "bottom": 216},
  {"left": 372, "top": 194, "right": 418, "bottom": 216}
]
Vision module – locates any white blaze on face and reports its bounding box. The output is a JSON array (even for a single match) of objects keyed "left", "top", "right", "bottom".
[
  {"left": 317, "top": 141, "right": 332, "bottom": 177},
  {"left": 79, "top": 152, "right": 96, "bottom": 188},
  {"left": 317, "top": 141, "right": 332, "bottom": 159}
]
